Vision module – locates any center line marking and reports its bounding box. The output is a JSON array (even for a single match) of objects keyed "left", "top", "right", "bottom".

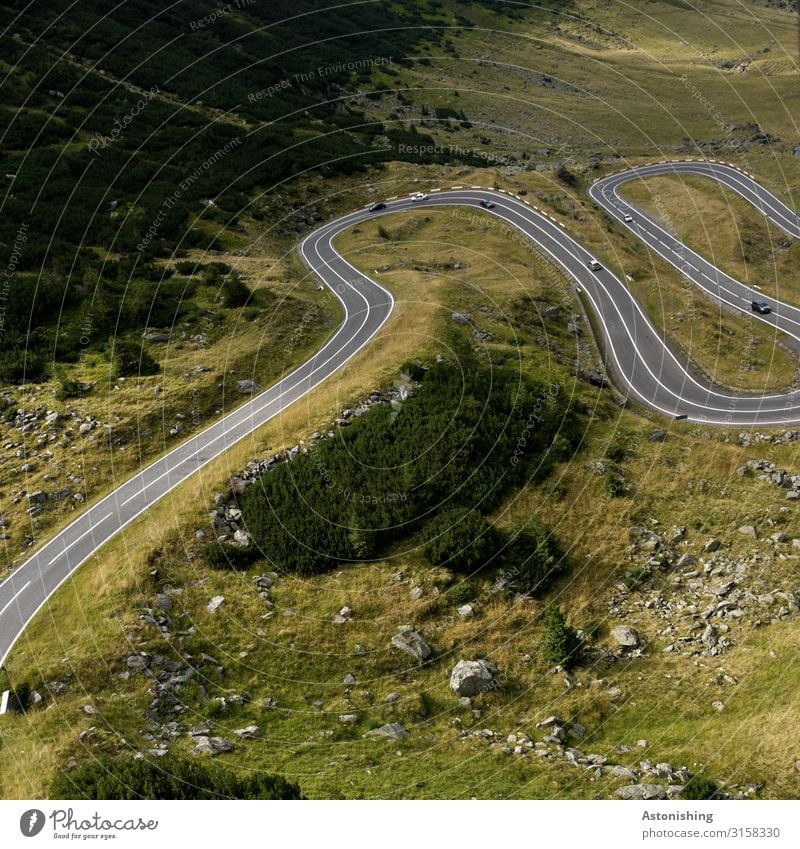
[
  {"left": 0, "top": 581, "right": 31, "bottom": 617},
  {"left": 47, "top": 512, "right": 114, "bottom": 565}
]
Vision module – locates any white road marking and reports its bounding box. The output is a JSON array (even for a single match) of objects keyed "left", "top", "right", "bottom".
[
  {"left": 0, "top": 690, "right": 8, "bottom": 715},
  {"left": 0, "top": 581, "right": 31, "bottom": 617},
  {"left": 47, "top": 513, "right": 114, "bottom": 565}
]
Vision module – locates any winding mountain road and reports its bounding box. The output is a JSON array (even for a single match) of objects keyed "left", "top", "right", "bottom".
[{"left": 1, "top": 159, "right": 799, "bottom": 678}]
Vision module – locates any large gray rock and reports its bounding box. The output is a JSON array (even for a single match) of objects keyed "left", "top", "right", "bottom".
[
  {"left": 365, "top": 723, "right": 409, "bottom": 741},
  {"left": 617, "top": 783, "right": 666, "bottom": 800},
  {"left": 191, "top": 736, "right": 235, "bottom": 756},
  {"left": 611, "top": 625, "right": 640, "bottom": 648},
  {"left": 141, "top": 330, "right": 171, "bottom": 342},
  {"left": 449, "top": 659, "right": 498, "bottom": 697},
  {"left": 391, "top": 626, "right": 432, "bottom": 662},
  {"left": 236, "top": 379, "right": 259, "bottom": 394},
  {"left": 154, "top": 594, "right": 173, "bottom": 613}
]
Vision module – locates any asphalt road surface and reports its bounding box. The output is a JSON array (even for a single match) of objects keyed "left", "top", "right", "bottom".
[{"left": 1, "top": 160, "right": 799, "bottom": 673}]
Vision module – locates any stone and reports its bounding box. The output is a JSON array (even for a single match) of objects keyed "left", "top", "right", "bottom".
[
  {"left": 676, "top": 553, "right": 696, "bottom": 568},
  {"left": 617, "top": 784, "right": 666, "bottom": 800},
  {"left": 154, "top": 594, "right": 173, "bottom": 613},
  {"left": 457, "top": 604, "right": 474, "bottom": 618},
  {"left": 191, "top": 736, "right": 234, "bottom": 756},
  {"left": 611, "top": 765, "right": 637, "bottom": 780},
  {"left": 770, "top": 532, "right": 788, "bottom": 543},
  {"left": 704, "top": 539, "right": 721, "bottom": 553},
  {"left": 451, "top": 312, "right": 471, "bottom": 324},
  {"left": 650, "top": 428, "right": 667, "bottom": 442},
  {"left": 126, "top": 654, "right": 149, "bottom": 671},
  {"left": 142, "top": 330, "right": 171, "bottom": 342},
  {"left": 234, "top": 725, "right": 261, "bottom": 739},
  {"left": 384, "top": 693, "right": 400, "bottom": 704},
  {"left": 449, "top": 659, "right": 498, "bottom": 697},
  {"left": 343, "top": 673, "right": 357, "bottom": 686},
  {"left": 410, "top": 586, "right": 423, "bottom": 600},
  {"left": 391, "top": 626, "right": 432, "bottom": 662},
  {"left": 611, "top": 625, "right": 640, "bottom": 648},
  {"left": 233, "top": 529, "right": 251, "bottom": 547},
  {"left": 206, "top": 595, "right": 225, "bottom": 613},
  {"left": 339, "top": 714, "right": 359, "bottom": 724},
  {"left": 236, "top": 379, "right": 260, "bottom": 395},
  {"left": 738, "top": 525, "right": 757, "bottom": 538},
  {"left": 365, "top": 723, "right": 409, "bottom": 741}
]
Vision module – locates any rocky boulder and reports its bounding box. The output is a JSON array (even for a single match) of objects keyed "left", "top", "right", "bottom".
[
  {"left": 191, "top": 736, "right": 234, "bottom": 756},
  {"left": 611, "top": 625, "right": 640, "bottom": 648},
  {"left": 365, "top": 723, "right": 409, "bottom": 741},
  {"left": 449, "top": 659, "right": 498, "bottom": 697},
  {"left": 617, "top": 784, "right": 666, "bottom": 800},
  {"left": 391, "top": 626, "right": 432, "bottom": 662}
]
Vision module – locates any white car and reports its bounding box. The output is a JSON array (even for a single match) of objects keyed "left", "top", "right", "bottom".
[
  {"left": 623, "top": 213, "right": 633, "bottom": 223},
  {"left": 587, "top": 258, "right": 602, "bottom": 271},
  {"left": 411, "top": 192, "right": 428, "bottom": 202}
]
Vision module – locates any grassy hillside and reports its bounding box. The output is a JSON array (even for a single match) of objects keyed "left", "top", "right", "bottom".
[{"left": 5, "top": 209, "right": 800, "bottom": 800}]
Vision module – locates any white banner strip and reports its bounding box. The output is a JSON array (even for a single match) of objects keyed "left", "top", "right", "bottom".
[{"left": 0, "top": 800, "right": 796, "bottom": 847}]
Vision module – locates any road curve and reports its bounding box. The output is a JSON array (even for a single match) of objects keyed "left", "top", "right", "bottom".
[{"left": 1, "top": 159, "right": 799, "bottom": 670}]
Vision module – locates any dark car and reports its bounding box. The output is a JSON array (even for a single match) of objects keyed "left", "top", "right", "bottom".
[
  {"left": 479, "top": 200, "right": 496, "bottom": 209},
  {"left": 368, "top": 202, "right": 386, "bottom": 212},
  {"left": 751, "top": 299, "right": 771, "bottom": 314}
]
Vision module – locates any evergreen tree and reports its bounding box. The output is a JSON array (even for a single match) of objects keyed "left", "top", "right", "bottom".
[{"left": 540, "top": 605, "right": 581, "bottom": 669}]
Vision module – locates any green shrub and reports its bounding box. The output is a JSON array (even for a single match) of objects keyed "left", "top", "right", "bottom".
[
  {"left": 220, "top": 275, "right": 251, "bottom": 308},
  {"left": 422, "top": 508, "right": 499, "bottom": 574},
  {"left": 49, "top": 756, "right": 303, "bottom": 800},
  {"left": 682, "top": 775, "right": 720, "bottom": 800},
  {"left": 604, "top": 471, "right": 626, "bottom": 498},
  {"left": 110, "top": 339, "right": 159, "bottom": 378},
  {"left": 446, "top": 581, "right": 476, "bottom": 606},
  {"left": 240, "top": 355, "right": 581, "bottom": 574},
  {"left": 504, "top": 521, "right": 564, "bottom": 595},
  {"left": 54, "top": 369, "right": 89, "bottom": 400},
  {"left": 201, "top": 540, "right": 259, "bottom": 570},
  {"left": 540, "top": 605, "right": 581, "bottom": 669}
]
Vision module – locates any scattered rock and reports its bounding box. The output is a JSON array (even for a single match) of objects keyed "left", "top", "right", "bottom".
[
  {"left": 449, "top": 659, "right": 498, "bottom": 697},
  {"left": 206, "top": 595, "right": 225, "bottom": 614},
  {"left": 236, "top": 379, "right": 259, "bottom": 395},
  {"left": 191, "top": 736, "right": 235, "bottom": 756},
  {"left": 617, "top": 783, "right": 667, "bottom": 800},
  {"left": 611, "top": 625, "right": 640, "bottom": 648},
  {"left": 365, "top": 723, "right": 409, "bottom": 741},
  {"left": 234, "top": 725, "right": 261, "bottom": 739},
  {"left": 391, "top": 626, "right": 432, "bottom": 662}
]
